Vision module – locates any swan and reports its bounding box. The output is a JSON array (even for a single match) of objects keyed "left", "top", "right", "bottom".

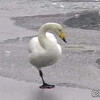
[{"left": 29, "top": 22, "right": 67, "bottom": 89}]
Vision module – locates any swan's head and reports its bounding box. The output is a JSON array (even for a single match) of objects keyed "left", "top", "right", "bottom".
[{"left": 45, "top": 23, "right": 67, "bottom": 43}]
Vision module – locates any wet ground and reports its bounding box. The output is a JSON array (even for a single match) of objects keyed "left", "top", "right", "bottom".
[{"left": 0, "top": 0, "right": 100, "bottom": 98}]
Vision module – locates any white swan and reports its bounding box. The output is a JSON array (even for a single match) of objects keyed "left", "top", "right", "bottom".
[{"left": 29, "top": 23, "right": 67, "bottom": 89}]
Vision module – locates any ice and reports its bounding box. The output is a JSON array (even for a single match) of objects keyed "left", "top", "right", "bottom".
[
  {"left": 94, "top": 6, "right": 98, "bottom": 9},
  {"left": 0, "top": 0, "right": 100, "bottom": 99},
  {"left": 94, "top": 0, "right": 99, "bottom": 1},
  {"left": 5, "top": 51, "right": 11, "bottom": 56},
  {"left": 60, "top": 4, "right": 64, "bottom": 8},
  {"left": 0, "top": 68, "right": 3, "bottom": 70},
  {"left": 19, "top": 37, "right": 23, "bottom": 41},
  {"left": 11, "top": 64, "right": 16, "bottom": 67},
  {"left": 74, "top": 13, "right": 80, "bottom": 18},
  {"left": 52, "top": 3, "right": 57, "bottom": 6},
  {"left": 99, "top": 11, "right": 100, "bottom": 16},
  {"left": 0, "top": 76, "right": 96, "bottom": 100}
]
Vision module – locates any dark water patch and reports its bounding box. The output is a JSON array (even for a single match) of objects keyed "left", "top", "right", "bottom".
[
  {"left": 11, "top": 13, "right": 73, "bottom": 30},
  {"left": 64, "top": 11, "right": 100, "bottom": 30},
  {"left": 82, "top": 50, "right": 95, "bottom": 53},
  {"left": 57, "top": 83, "right": 91, "bottom": 89},
  {"left": 96, "top": 58, "right": 100, "bottom": 65},
  {"left": 11, "top": 14, "right": 67, "bottom": 30}
]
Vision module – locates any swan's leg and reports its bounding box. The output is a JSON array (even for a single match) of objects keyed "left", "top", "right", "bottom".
[
  {"left": 39, "top": 70, "right": 45, "bottom": 84},
  {"left": 39, "top": 70, "right": 55, "bottom": 89}
]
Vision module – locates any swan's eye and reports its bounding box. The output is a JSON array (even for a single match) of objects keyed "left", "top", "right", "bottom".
[{"left": 59, "top": 29, "right": 61, "bottom": 32}]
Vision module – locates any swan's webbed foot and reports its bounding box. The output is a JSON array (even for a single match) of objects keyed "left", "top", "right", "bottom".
[
  {"left": 39, "top": 70, "right": 55, "bottom": 89},
  {"left": 39, "top": 83, "right": 55, "bottom": 89}
]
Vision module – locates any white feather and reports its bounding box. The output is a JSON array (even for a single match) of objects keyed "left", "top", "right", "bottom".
[{"left": 29, "top": 23, "right": 63, "bottom": 69}]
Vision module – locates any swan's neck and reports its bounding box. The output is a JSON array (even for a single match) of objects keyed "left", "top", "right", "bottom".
[{"left": 38, "top": 24, "right": 55, "bottom": 49}]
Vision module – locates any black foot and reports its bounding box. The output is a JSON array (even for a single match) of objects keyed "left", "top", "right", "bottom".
[{"left": 39, "top": 83, "right": 55, "bottom": 89}]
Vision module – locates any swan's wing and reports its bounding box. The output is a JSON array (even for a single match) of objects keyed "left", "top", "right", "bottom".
[
  {"left": 57, "top": 44, "right": 62, "bottom": 53},
  {"left": 29, "top": 37, "right": 44, "bottom": 53},
  {"left": 46, "top": 32, "right": 57, "bottom": 43},
  {"left": 46, "top": 32, "right": 62, "bottom": 53}
]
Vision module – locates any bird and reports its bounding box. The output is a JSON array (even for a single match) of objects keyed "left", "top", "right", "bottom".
[{"left": 29, "top": 22, "right": 67, "bottom": 89}]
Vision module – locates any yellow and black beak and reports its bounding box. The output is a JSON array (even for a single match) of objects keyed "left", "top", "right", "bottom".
[{"left": 59, "top": 33, "right": 67, "bottom": 43}]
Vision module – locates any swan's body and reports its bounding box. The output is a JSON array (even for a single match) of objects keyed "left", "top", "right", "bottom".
[
  {"left": 29, "top": 23, "right": 67, "bottom": 88},
  {"left": 29, "top": 32, "right": 62, "bottom": 68}
]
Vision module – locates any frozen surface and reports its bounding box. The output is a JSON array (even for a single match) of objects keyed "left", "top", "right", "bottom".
[
  {"left": 0, "top": 0, "right": 100, "bottom": 99},
  {"left": 0, "top": 0, "right": 100, "bottom": 16},
  {"left": 1, "top": 13, "right": 100, "bottom": 89},
  {"left": 0, "top": 76, "right": 97, "bottom": 100}
]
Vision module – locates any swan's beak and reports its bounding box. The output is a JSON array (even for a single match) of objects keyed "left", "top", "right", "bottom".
[
  {"left": 59, "top": 33, "right": 67, "bottom": 43},
  {"left": 62, "top": 37, "right": 67, "bottom": 43}
]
